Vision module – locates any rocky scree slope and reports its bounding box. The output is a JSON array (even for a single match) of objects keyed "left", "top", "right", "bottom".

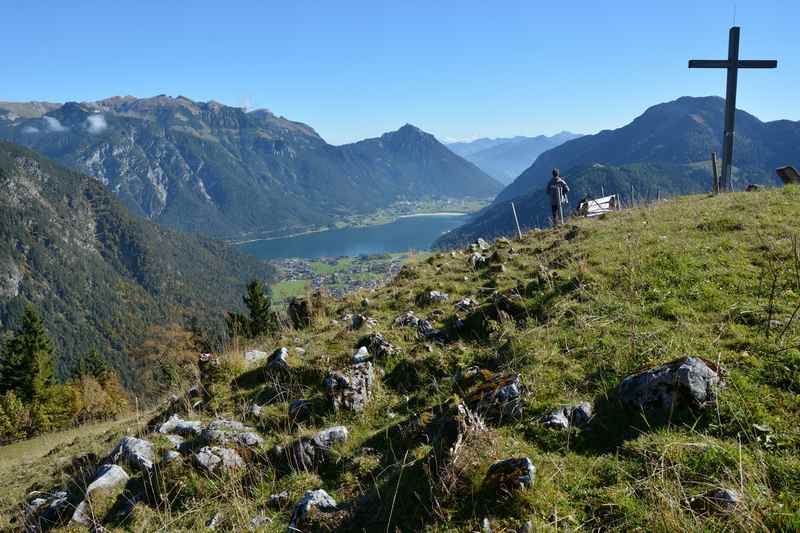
[{"left": 12, "top": 188, "right": 800, "bottom": 531}]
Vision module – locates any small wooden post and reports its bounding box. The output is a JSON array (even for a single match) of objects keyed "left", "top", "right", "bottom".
[
  {"left": 511, "top": 202, "right": 523, "bottom": 239},
  {"left": 711, "top": 152, "right": 720, "bottom": 194}
]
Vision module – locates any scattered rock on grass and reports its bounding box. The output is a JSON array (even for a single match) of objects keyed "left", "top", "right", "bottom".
[
  {"left": 352, "top": 346, "right": 371, "bottom": 364},
  {"left": 108, "top": 435, "right": 155, "bottom": 473},
  {"left": 394, "top": 311, "right": 420, "bottom": 327},
  {"left": 194, "top": 446, "right": 245, "bottom": 473},
  {"left": 690, "top": 488, "right": 743, "bottom": 514},
  {"left": 356, "top": 332, "right": 396, "bottom": 359},
  {"left": 289, "top": 399, "right": 313, "bottom": 423},
  {"left": 159, "top": 414, "right": 203, "bottom": 436},
  {"left": 201, "top": 419, "right": 264, "bottom": 448},
  {"left": 455, "top": 297, "right": 479, "bottom": 311},
  {"left": 460, "top": 370, "right": 524, "bottom": 422},
  {"left": 416, "top": 290, "right": 449, "bottom": 306},
  {"left": 267, "top": 347, "right": 290, "bottom": 370},
  {"left": 289, "top": 489, "right": 338, "bottom": 531},
  {"left": 617, "top": 356, "right": 721, "bottom": 413},
  {"left": 324, "top": 362, "right": 374, "bottom": 412},
  {"left": 543, "top": 402, "right": 593, "bottom": 430},
  {"left": 483, "top": 457, "right": 536, "bottom": 494},
  {"left": 244, "top": 349, "right": 268, "bottom": 364},
  {"left": 71, "top": 464, "right": 130, "bottom": 526},
  {"left": 272, "top": 426, "right": 349, "bottom": 472},
  {"left": 267, "top": 490, "right": 291, "bottom": 509}
]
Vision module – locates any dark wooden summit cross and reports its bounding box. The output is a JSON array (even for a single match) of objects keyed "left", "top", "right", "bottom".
[{"left": 689, "top": 26, "right": 777, "bottom": 191}]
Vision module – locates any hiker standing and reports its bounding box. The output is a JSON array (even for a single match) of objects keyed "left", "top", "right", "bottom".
[{"left": 547, "top": 168, "right": 570, "bottom": 226}]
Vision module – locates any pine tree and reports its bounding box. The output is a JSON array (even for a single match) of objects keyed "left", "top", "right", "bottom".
[
  {"left": 243, "top": 280, "right": 276, "bottom": 337},
  {"left": 0, "top": 305, "right": 56, "bottom": 402},
  {"left": 71, "top": 349, "right": 110, "bottom": 380}
]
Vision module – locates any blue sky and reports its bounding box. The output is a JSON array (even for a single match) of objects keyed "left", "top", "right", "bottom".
[{"left": 2, "top": 0, "right": 797, "bottom": 144}]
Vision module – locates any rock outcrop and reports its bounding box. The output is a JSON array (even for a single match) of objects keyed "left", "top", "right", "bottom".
[
  {"left": 200, "top": 419, "right": 264, "bottom": 448},
  {"left": 324, "top": 362, "right": 375, "bottom": 412},
  {"left": 158, "top": 414, "right": 203, "bottom": 436},
  {"left": 483, "top": 457, "right": 536, "bottom": 494},
  {"left": 542, "top": 402, "right": 593, "bottom": 430},
  {"left": 289, "top": 489, "right": 338, "bottom": 532},
  {"left": 194, "top": 446, "right": 245, "bottom": 473},
  {"left": 108, "top": 436, "right": 155, "bottom": 473},
  {"left": 71, "top": 464, "right": 130, "bottom": 526},
  {"left": 272, "top": 426, "right": 349, "bottom": 472},
  {"left": 617, "top": 356, "right": 721, "bottom": 413}
]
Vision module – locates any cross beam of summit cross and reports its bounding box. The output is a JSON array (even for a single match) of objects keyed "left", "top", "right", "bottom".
[{"left": 689, "top": 26, "right": 777, "bottom": 191}]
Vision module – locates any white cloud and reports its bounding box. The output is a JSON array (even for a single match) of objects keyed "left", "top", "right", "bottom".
[
  {"left": 85, "top": 114, "right": 107, "bottom": 134},
  {"left": 22, "top": 126, "right": 40, "bottom": 134},
  {"left": 43, "top": 116, "right": 68, "bottom": 132}
]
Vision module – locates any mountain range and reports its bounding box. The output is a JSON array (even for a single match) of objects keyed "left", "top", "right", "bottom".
[
  {"left": 0, "top": 96, "right": 501, "bottom": 240},
  {"left": 436, "top": 96, "right": 800, "bottom": 248},
  {"left": 447, "top": 132, "right": 582, "bottom": 184},
  {"left": 0, "top": 140, "right": 273, "bottom": 393}
]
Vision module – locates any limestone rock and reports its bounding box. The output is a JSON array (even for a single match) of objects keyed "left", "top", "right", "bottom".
[
  {"left": 417, "top": 290, "right": 449, "bottom": 306},
  {"left": 267, "top": 347, "right": 290, "bottom": 370},
  {"left": 288, "top": 399, "right": 313, "bottom": 423},
  {"left": 248, "top": 403, "right": 263, "bottom": 418},
  {"left": 461, "top": 370, "right": 523, "bottom": 422},
  {"left": 162, "top": 450, "right": 182, "bottom": 463},
  {"left": 350, "top": 313, "right": 377, "bottom": 330},
  {"left": 324, "top": 362, "right": 374, "bottom": 412},
  {"left": 267, "top": 490, "right": 291, "bottom": 509},
  {"left": 394, "top": 311, "right": 420, "bottom": 328},
  {"left": 356, "top": 332, "right": 396, "bottom": 359},
  {"left": 352, "top": 346, "right": 371, "bottom": 364},
  {"left": 201, "top": 419, "right": 263, "bottom": 448},
  {"left": 194, "top": 446, "right": 245, "bottom": 473},
  {"left": 24, "top": 490, "right": 70, "bottom": 530},
  {"left": 469, "top": 252, "right": 487, "bottom": 269},
  {"left": 159, "top": 414, "right": 203, "bottom": 436},
  {"left": 244, "top": 349, "right": 268, "bottom": 364},
  {"left": 71, "top": 464, "right": 130, "bottom": 526},
  {"left": 289, "top": 489, "right": 337, "bottom": 531},
  {"left": 108, "top": 436, "right": 155, "bottom": 472},
  {"left": 690, "top": 488, "right": 743, "bottom": 514},
  {"left": 272, "top": 426, "right": 349, "bottom": 472},
  {"left": 543, "top": 402, "right": 593, "bottom": 430},
  {"left": 455, "top": 297, "right": 479, "bottom": 311},
  {"left": 617, "top": 356, "right": 721, "bottom": 413},
  {"left": 483, "top": 457, "right": 536, "bottom": 493},
  {"left": 417, "top": 319, "right": 441, "bottom": 339}
]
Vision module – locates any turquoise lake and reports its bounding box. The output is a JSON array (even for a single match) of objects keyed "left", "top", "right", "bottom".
[{"left": 236, "top": 214, "right": 466, "bottom": 260}]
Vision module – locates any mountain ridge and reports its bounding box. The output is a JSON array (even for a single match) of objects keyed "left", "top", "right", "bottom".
[
  {"left": 0, "top": 96, "right": 501, "bottom": 240},
  {"left": 435, "top": 96, "right": 800, "bottom": 248},
  {"left": 0, "top": 139, "right": 274, "bottom": 395}
]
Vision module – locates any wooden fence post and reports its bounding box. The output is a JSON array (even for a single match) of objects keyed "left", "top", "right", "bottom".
[{"left": 711, "top": 152, "right": 720, "bottom": 194}]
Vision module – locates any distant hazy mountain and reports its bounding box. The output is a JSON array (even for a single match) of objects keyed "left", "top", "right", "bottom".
[
  {"left": 447, "top": 132, "right": 582, "bottom": 184},
  {"left": 0, "top": 96, "right": 501, "bottom": 239},
  {"left": 0, "top": 140, "right": 273, "bottom": 391},
  {"left": 435, "top": 96, "right": 800, "bottom": 248},
  {"left": 495, "top": 96, "right": 799, "bottom": 204}
]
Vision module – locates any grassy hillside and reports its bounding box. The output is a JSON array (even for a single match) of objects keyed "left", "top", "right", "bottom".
[{"left": 9, "top": 187, "right": 800, "bottom": 531}]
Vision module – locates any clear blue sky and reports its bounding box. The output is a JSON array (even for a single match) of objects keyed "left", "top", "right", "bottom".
[{"left": 2, "top": 0, "right": 797, "bottom": 144}]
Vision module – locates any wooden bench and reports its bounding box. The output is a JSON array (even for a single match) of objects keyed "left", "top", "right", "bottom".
[
  {"left": 777, "top": 166, "right": 800, "bottom": 185},
  {"left": 577, "top": 194, "right": 621, "bottom": 218}
]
